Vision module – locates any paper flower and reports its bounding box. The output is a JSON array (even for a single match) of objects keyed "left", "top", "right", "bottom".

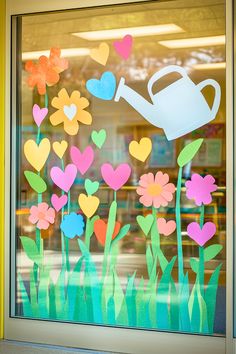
[
  {"left": 94, "top": 219, "right": 121, "bottom": 246},
  {"left": 185, "top": 174, "right": 217, "bottom": 206},
  {"left": 60, "top": 212, "right": 85, "bottom": 239},
  {"left": 136, "top": 172, "right": 175, "bottom": 208},
  {"left": 25, "top": 48, "right": 68, "bottom": 95},
  {"left": 50, "top": 88, "right": 92, "bottom": 135},
  {"left": 157, "top": 218, "right": 176, "bottom": 236},
  {"left": 187, "top": 221, "right": 216, "bottom": 246},
  {"left": 29, "top": 202, "right": 55, "bottom": 230}
]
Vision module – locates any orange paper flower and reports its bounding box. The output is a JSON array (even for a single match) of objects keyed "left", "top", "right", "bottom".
[
  {"left": 25, "top": 48, "right": 68, "bottom": 95},
  {"left": 50, "top": 88, "right": 92, "bottom": 135}
]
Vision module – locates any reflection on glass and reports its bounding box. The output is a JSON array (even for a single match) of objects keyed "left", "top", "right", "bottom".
[{"left": 14, "top": 0, "right": 226, "bottom": 336}]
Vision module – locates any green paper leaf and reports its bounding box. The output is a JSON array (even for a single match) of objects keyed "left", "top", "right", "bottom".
[
  {"left": 146, "top": 245, "right": 153, "bottom": 278},
  {"left": 20, "top": 236, "right": 43, "bottom": 266},
  {"left": 136, "top": 214, "right": 154, "bottom": 236},
  {"left": 38, "top": 267, "right": 50, "bottom": 319},
  {"left": 177, "top": 139, "right": 203, "bottom": 167},
  {"left": 204, "top": 244, "right": 223, "bottom": 262},
  {"left": 190, "top": 257, "right": 199, "bottom": 273},
  {"left": 111, "top": 224, "right": 130, "bottom": 246},
  {"left": 91, "top": 129, "right": 106, "bottom": 149},
  {"left": 24, "top": 170, "right": 47, "bottom": 193},
  {"left": 125, "top": 272, "right": 137, "bottom": 327},
  {"left": 84, "top": 179, "right": 100, "bottom": 195},
  {"left": 86, "top": 215, "right": 100, "bottom": 240},
  {"left": 18, "top": 273, "right": 33, "bottom": 317}
]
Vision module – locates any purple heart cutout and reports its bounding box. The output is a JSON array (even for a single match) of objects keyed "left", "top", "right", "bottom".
[
  {"left": 187, "top": 222, "right": 216, "bottom": 246},
  {"left": 50, "top": 164, "right": 77, "bottom": 193}
]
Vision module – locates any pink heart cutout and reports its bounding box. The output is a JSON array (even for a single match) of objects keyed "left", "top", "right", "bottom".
[
  {"left": 187, "top": 222, "right": 216, "bottom": 246},
  {"left": 51, "top": 194, "right": 68, "bottom": 212},
  {"left": 33, "top": 104, "right": 48, "bottom": 127},
  {"left": 50, "top": 164, "right": 77, "bottom": 193},
  {"left": 157, "top": 218, "right": 176, "bottom": 236},
  {"left": 101, "top": 163, "right": 131, "bottom": 191},
  {"left": 113, "top": 34, "right": 133, "bottom": 60},
  {"left": 70, "top": 146, "right": 94, "bottom": 175}
]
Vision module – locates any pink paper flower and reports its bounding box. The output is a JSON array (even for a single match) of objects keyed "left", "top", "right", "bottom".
[
  {"left": 29, "top": 202, "right": 55, "bottom": 230},
  {"left": 157, "top": 218, "right": 176, "bottom": 236},
  {"left": 137, "top": 172, "right": 175, "bottom": 208},
  {"left": 185, "top": 174, "right": 217, "bottom": 206},
  {"left": 187, "top": 221, "right": 216, "bottom": 246}
]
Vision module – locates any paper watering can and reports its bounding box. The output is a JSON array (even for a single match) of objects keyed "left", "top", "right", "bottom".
[{"left": 114, "top": 65, "right": 221, "bottom": 140}]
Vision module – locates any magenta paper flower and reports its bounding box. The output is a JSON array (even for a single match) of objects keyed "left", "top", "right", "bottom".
[
  {"left": 137, "top": 172, "right": 175, "bottom": 208},
  {"left": 185, "top": 174, "right": 217, "bottom": 206},
  {"left": 29, "top": 202, "right": 55, "bottom": 230},
  {"left": 187, "top": 221, "right": 216, "bottom": 246}
]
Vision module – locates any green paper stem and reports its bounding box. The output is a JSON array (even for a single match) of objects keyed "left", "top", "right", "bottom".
[
  {"left": 65, "top": 191, "right": 71, "bottom": 272},
  {"left": 85, "top": 217, "right": 91, "bottom": 249},
  {"left": 36, "top": 126, "right": 40, "bottom": 145},
  {"left": 176, "top": 167, "right": 184, "bottom": 285},
  {"left": 44, "top": 88, "right": 49, "bottom": 108},
  {"left": 151, "top": 206, "right": 160, "bottom": 252},
  {"left": 199, "top": 204, "right": 205, "bottom": 297},
  {"left": 114, "top": 191, "right": 117, "bottom": 202},
  {"left": 60, "top": 159, "right": 65, "bottom": 268}
]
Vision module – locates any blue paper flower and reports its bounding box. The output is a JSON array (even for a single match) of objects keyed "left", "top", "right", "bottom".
[{"left": 60, "top": 212, "right": 85, "bottom": 239}]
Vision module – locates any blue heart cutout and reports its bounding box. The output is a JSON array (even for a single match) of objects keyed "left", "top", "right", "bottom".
[{"left": 86, "top": 71, "right": 116, "bottom": 101}]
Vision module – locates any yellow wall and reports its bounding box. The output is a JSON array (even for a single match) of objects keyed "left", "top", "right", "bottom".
[{"left": 0, "top": 0, "right": 5, "bottom": 339}]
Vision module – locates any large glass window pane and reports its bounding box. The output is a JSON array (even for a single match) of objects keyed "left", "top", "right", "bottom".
[{"left": 12, "top": 0, "right": 226, "bottom": 335}]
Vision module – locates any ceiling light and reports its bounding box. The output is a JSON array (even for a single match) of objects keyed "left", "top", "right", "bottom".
[
  {"left": 192, "top": 62, "right": 226, "bottom": 70},
  {"left": 159, "top": 35, "right": 225, "bottom": 48},
  {"left": 22, "top": 47, "right": 90, "bottom": 61},
  {"left": 72, "top": 24, "right": 184, "bottom": 41}
]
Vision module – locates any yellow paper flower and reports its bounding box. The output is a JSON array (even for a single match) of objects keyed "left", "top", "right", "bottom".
[{"left": 50, "top": 88, "right": 92, "bottom": 135}]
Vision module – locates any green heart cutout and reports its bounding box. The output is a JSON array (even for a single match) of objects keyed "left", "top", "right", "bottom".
[
  {"left": 136, "top": 214, "right": 154, "bottom": 236},
  {"left": 91, "top": 129, "right": 106, "bottom": 149},
  {"left": 85, "top": 178, "right": 100, "bottom": 195}
]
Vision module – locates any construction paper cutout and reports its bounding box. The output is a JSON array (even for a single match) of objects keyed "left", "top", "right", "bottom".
[
  {"left": 51, "top": 194, "right": 68, "bottom": 212},
  {"left": 20, "top": 236, "right": 43, "bottom": 266},
  {"left": 204, "top": 244, "right": 223, "bottom": 262},
  {"left": 91, "top": 129, "right": 106, "bottom": 149},
  {"left": 32, "top": 104, "right": 48, "bottom": 127},
  {"left": 114, "top": 65, "right": 221, "bottom": 140},
  {"left": 52, "top": 140, "right": 68, "bottom": 159},
  {"left": 90, "top": 43, "right": 109, "bottom": 66},
  {"left": 24, "top": 171, "right": 47, "bottom": 193},
  {"left": 86, "top": 71, "right": 116, "bottom": 101},
  {"left": 50, "top": 163, "right": 77, "bottom": 192},
  {"left": 157, "top": 218, "right": 176, "bottom": 236},
  {"left": 185, "top": 173, "right": 217, "bottom": 206},
  {"left": 94, "top": 219, "right": 121, "bottom": 246},
  {"left": 63, "top": 104, "right": 77, "bottom": 121},
  {"left": 29, "top": 203, "right": 55, "bottom": 229},
  {"left": 24, "top": 138, "right": 51, "bottom": 172},
  {"left": 177, "top": 139, "right": 203, "bottom": 167},
  {"left": 113, "top": 34, "right": 133, "bottom": 60},
  {"left": 187, "top": 222, "right": 216, "bottom": 246},
  {"left": 84, "top": 179, "right": 99, "bottom": 195},
  {"left": 101, "top": 163, "right": 131, "bottom": 191},
  {"left": 129, "top": 137, "right": 152, "bottom": 162},
  {"left": 136, "top": 214, "right": 154, "bottom": 236},
  {"left": 111, "top": 224, "right": 130, "bottom": 246},
  {"left": 78, "top": 194, "right": 100, "bottom": 218},
  {"left": 70, "top": 145, "right": 94, "bottom": 175},
  {"left": 60, "top": 212, "right": 85, "bottom": 239}
]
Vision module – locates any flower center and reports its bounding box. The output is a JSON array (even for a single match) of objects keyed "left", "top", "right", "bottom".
[
  {"left": 147, "top": 183, "right": 162, "bottom": 196},
  {"left": 38, "top": 212, "right": 45, "bottom": 219}
]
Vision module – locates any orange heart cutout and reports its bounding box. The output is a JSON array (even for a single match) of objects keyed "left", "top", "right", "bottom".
[
  {"left": 24, "top": 138, "right": 51, "bottom": 172},
  {"left": 94, "top": 219, "right": 121, "bottom": 246},
  {"left": 90, "top": 43, "right": 109, "bottom": 66},
  {"left": 53, "top": 140, "right": 68, "bottom": 159}
]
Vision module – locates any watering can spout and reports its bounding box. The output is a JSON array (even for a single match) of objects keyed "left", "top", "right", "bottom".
[{"left": 114, "top": 77, "right": 159, "bottom": 126}]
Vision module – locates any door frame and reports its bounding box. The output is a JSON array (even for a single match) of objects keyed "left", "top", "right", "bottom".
[{"left": 4, "top": 0, "right": 234, "bottom": 353}]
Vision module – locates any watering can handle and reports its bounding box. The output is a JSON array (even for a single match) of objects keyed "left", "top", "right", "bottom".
[
  {"left": 197, "top": 79, "right": 221, "bottom": 118},
  {"left": 148, "top": 65, "right": 188, "bottom": 101}
]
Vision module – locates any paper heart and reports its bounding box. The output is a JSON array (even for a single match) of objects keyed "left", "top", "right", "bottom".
[
  {"left": 187, "top": 222, "right": 216, "bottom": 246},
  {"left": 51, "top": 194, "right": 68, "bottom": 212},
  {"left": 53, "top": 140, "right": 68, "bottom": 159},
  {"left": 129, "top": 137, "right": 152, "bottom": 162},
  {"left": 94, "top": 219, "right": 121, "bottom": 246},
  {"left": 86, "top": 71, "right": 116, "bottom": 100},
  {"left": 33, "top": 104, "right": 48, "bottom": 127},
  {"left": 136, "top": 214, "right": 154, "bottom": 236},
  {"left": 70, "top": 145, "right": 94, "bottom": 175},
  {"left": 24, "top": 138, "right": 51, "bottom": 172},
  {"left": 101, "top": 163, "right": 131, "bottom": 191},
  {"left": 157, "top": 218, "right": 176, "bottom": 236},
  {"left": 50, "top": 164, "right": 77, "bottom": 193},
  {"left": 91, "top": 129, "right": 106, "bottom": 149},
  {"left": 90, "top": 43, "right": 109, "bottom": 66},
  {"left": 63, "top": 103, "right": 77, "bottom": 121},
  {"left": 113, "top": 34, "right": 133, "bottom": 60},
  {"left": 85, "top": 179, "right": 99, "bottom": 195},
  {"left": 78, "top": 193, "right": 100, "bottom": 218}
]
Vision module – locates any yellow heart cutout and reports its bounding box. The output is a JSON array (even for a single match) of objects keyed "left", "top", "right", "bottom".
[
  {"left": 129, "top": 137, "right": 152, "bottom": 162},
  {"left": 53, "top": 140, "right": 68, "bottom": 159},
  {"left": 24, "top": 138, "right": 51, "bottom": 172},
  {"left": 78, "top": 194, "right": 100, "bottom": 218},
  {"left": 90, "top": 43, "right": 109, "bottom": 66}
]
